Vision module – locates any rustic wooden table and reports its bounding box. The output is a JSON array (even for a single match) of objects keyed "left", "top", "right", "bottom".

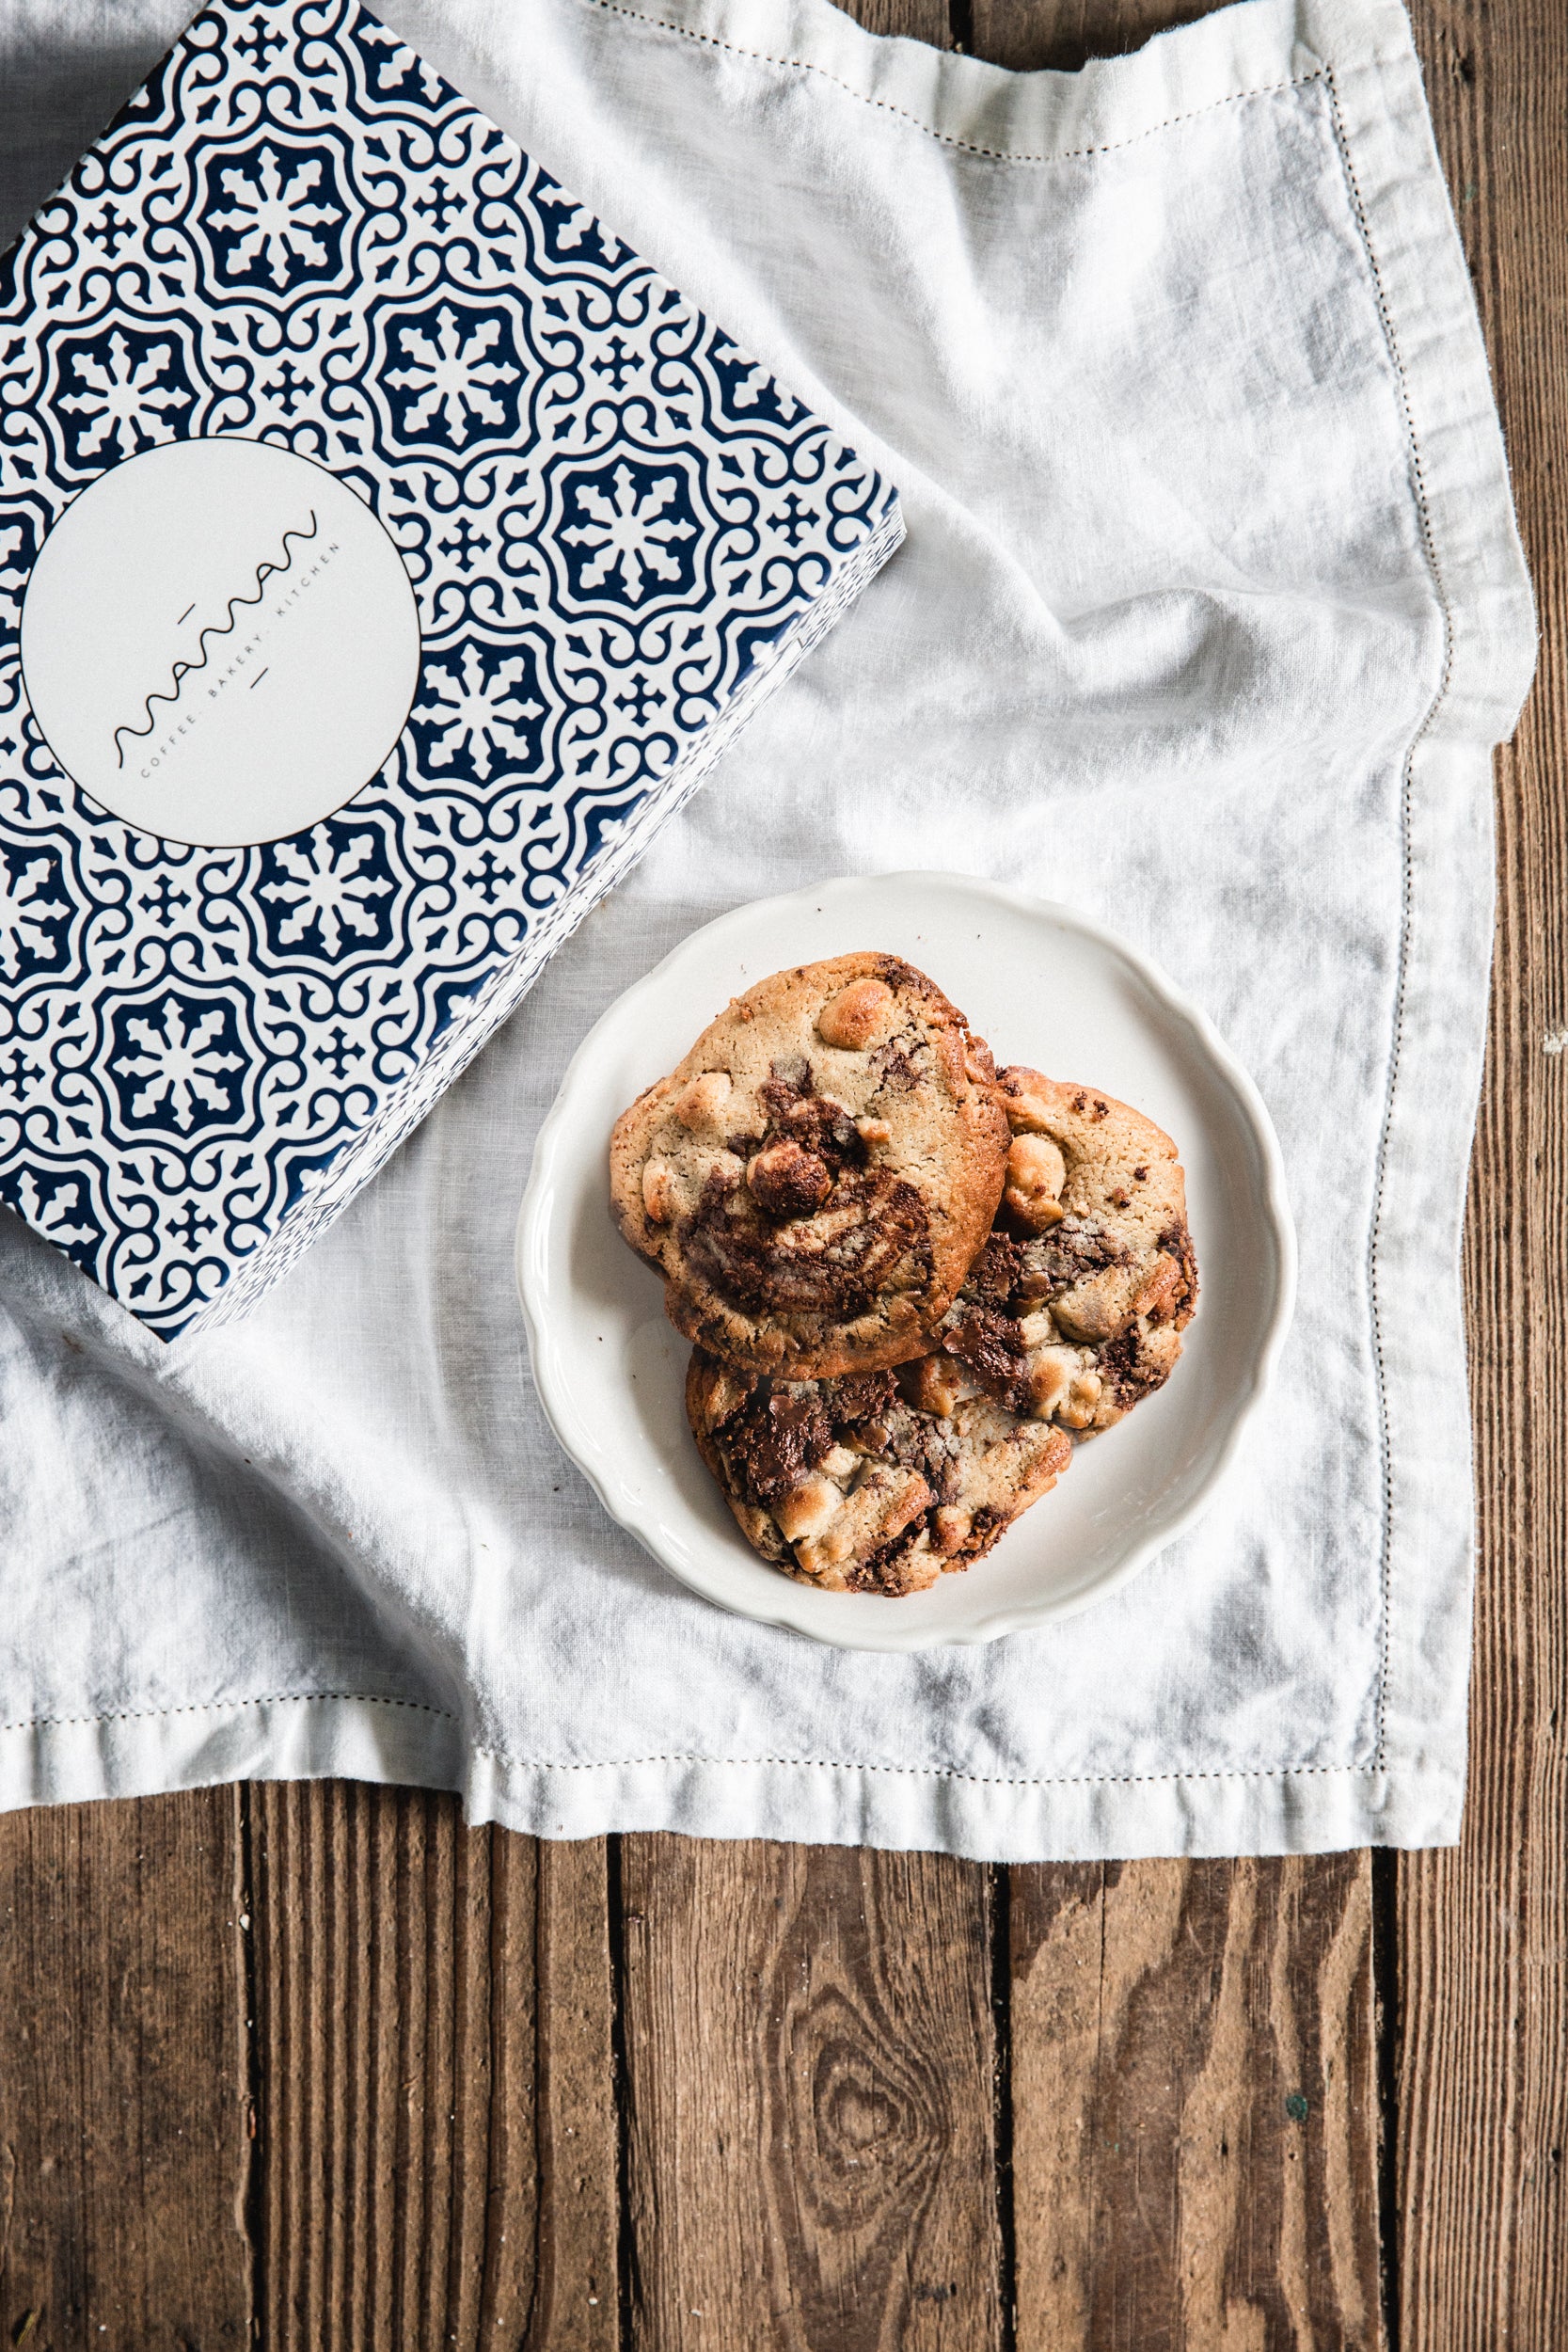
[{"left": 0, "top": 1, "right": 1559, "bottom": 2344}]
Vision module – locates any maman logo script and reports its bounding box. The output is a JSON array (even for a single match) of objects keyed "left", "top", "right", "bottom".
[
  {"left": 18, "top": 436, "right": 423, "bottom": 848},
  {"left": 112, "top": 508, "right": 321, "bottom": 768}
]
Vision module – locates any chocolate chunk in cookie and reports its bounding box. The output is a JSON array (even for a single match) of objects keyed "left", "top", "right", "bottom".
[
  {"left": 687, "top": 1347, "right": 1072, "bottom": 1597},
  {"left": 935, "top": 1069, "right": 1198, "bottom": 1434},
  {"left": 610, "top": 953, "right": 1010, "bottom": 1378}
]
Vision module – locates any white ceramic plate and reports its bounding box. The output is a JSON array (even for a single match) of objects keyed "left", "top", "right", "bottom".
[{"left": 515, "top": 872, "right": 1295, "bottom": 1650}]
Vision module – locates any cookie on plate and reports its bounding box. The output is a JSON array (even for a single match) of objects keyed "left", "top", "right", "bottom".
[
  {"left": 930, "top": 1067, "right": 1198, "bottom": 1433},
  {"left": 687, "top": 1348, "right": 1072, "bottom": 1597},
  {"left": 610, "top": 953, "right": 1010, "bottom": 1377}
]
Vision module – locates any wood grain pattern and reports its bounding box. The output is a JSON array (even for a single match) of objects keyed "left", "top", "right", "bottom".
[
  {"left": 617, "top": 1837, "right": 1004, "bottom": 2351},
  {"left": 246, "top": 1786, "right": 617, "bottom": 2350},
  {"left": 848, "top": 0, "right": 956, "bottom": 43},
  {"left": 1395, "top": 4, "right": 1568, "bottom": 2347},
  {"left": 0, "top": 1788, "right": 250, "bottom": 2350},
  {"left": 3, "top": 5, "right": 1564, "bottom": 2347},
  {"left": 1007, "top": 1855, "right": 1380, "bottom": 2352},
  {"left": 968, "top": 0, "right": 1217, "bottom": 71}
]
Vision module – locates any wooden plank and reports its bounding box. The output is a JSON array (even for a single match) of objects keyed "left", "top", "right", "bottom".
[
  {"left": 533, "top": 1835, "right": 627, "bottom": 2344},
  {"left": 0, "top": 1788, "right": 251, "bottom": 2350},
  {"left": 1395, "top": 2, "right": 1568, "bottom": 2346},
  {"left": 1007, "top": 1854, "right": 1380, "bottom": 2350},
  {"left": 967, "top": 0, "right": 1222, "bottom": 71},
  {"left": 246, "top": 1784, "right": 618, "bottom": 2349},
  {"left": 852, "top": 0, "right": 956, "bottom": 42},
  {"left": 617, "top": 1836, "right": 1005, "bottom": 2351}
]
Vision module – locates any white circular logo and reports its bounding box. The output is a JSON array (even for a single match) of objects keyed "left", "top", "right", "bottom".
[{"left": 21, "top": 437, "right": 422, "bottom": 848}]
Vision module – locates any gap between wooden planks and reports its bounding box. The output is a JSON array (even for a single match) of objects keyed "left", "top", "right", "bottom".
[
  {"left": 0, "top": 1788, "right": 1377, "bottom": 2350},
  {"left": 0, "top": 0, "right": 1562, "bottom": 2344}
]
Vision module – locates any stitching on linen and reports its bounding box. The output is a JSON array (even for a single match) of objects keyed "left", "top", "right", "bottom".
[
  {"left": 1323, "top": 71, "right": 1457, "bottom": 1773},
  {"left": 579, "top": 0, "right": 1324, "bottom": 168},
  {"left": 471, "top": 1754, "right": 1379, "bottom": 1788},
  {"left": 0, "top": 1690, "right": 460, "bottom": 1736},
  {"left": 0, "top": 1687, "right": 1381, "bottom": 1786}
]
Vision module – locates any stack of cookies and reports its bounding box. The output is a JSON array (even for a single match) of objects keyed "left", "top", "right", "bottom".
[{"left": 610, "top": 954, "right": 1196, "bottom": 1598}]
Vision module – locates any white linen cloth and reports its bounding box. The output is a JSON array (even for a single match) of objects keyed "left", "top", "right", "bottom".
[{"left": 0, "top": 0, "right": 1534, "bottom": 1858}]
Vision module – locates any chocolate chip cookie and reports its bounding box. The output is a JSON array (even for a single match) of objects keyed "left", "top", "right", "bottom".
[
  {"left": 930, "top": 1067, "right": 1197, "bottom": 1434},
  {"left": 687, "top": 1348, "right": 1072, "bottom": 1597},
  {"left": 610, "top": 953, "right": 1010, "bottom": 1378}
]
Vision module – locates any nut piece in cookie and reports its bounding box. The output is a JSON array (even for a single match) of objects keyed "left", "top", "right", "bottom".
[
  {"left": 687, "top": 1348, "right": 1071, "bottom": 1597},
  {"left": 935, "top": 1069, "right": 1198, "bottom": 1434},
  {"left": 610, "top": 953, "right": 1010, "bottom": 1378}
]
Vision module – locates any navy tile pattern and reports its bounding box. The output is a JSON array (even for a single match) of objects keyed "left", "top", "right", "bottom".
[{"left": 0, "top": 0, "right": 900, "bottom": 1335}]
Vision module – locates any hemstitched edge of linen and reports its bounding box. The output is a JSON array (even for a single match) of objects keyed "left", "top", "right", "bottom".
[
  {"left": 0, "top": 1691, "right": 1462, "bottom": 1859},
  {"left": 0, "top": 1683, "right": 1382, "bottom": 1784}
]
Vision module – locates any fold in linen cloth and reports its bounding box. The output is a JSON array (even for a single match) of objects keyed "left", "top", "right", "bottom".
[{"left": 0, "top": 0, "right": 1535, "bottom": 1858}]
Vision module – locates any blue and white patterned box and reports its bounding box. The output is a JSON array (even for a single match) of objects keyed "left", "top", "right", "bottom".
[{"left": 0, "top": 0, "right": 902, "bottom": 1338}]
